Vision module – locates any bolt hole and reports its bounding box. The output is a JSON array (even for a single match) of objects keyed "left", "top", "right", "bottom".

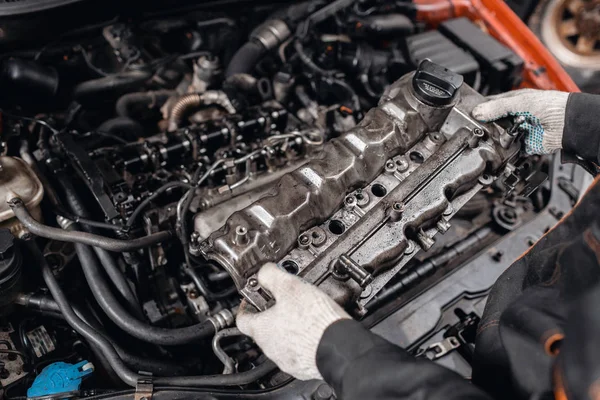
[
  {"left": 356, "top": 192, "right": 364, "bottom": 200},
  {"left": 328, "top": 220, "right": 346, "bottom": 235},
  {"left": 312, "top": 231, "right": 320, "bottom": 239},
  {"left": 281, "top": 260, "right": 299, "bottom": 275},
  {"left": 409, "top": 151, "right": 424, "bottom": 164},
  {"left": 371, "top": 183, "right": 387, "bottom": 198}
]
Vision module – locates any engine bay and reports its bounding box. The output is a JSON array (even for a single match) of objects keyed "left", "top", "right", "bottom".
[{"left": 0, "top": 0, "right": 586, "bottom": 398}]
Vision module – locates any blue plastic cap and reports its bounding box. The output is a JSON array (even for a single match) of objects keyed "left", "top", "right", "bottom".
[{"left": 27, "top": 361, "right": 94, "bottom": 400}]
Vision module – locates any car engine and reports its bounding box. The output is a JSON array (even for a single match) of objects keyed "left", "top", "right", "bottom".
[{"left": 0, "top": 0, "right": 586, "bottom": 399}]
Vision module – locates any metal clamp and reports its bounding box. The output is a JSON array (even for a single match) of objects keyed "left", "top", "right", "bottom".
[
  {"left": 337, "top": 254, "right": 373, "bottom": 287},
  {"left": 135, "top": 377, "right": 154, "bottom": 400},
  {"left": 418, "top": 336, "right": 461, "bottom": 360}
]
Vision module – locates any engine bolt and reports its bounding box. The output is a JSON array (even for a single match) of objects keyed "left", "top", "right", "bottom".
[
  {"left": 385, "top": 160, "right": 396, "bottom": 173},
  {"left": 469, "top": 128, "right": 485, "bottom": 148},
  {"left": 234, "top": 225, "right": 249, "bottom": 246},
  {"left": 391, "top": 202, "right": 405, "bottom": 221},
  {"left": 396, "top": 157, "right": 409, "bottom": 172},
  {"left": 344, "top": 195, "right": 357, "bottom": 209},
  {"left": 355, "top": 190, "right": 370, "bottom": 207},
  {"left": 298, "top": 234, "right": 312, "bottom": 248},
  {"left": 310, "top": 228, "right": 327, "bottom": 247},
  {"left": 248, "top": 278, "right": 258, "bottom": 287}
]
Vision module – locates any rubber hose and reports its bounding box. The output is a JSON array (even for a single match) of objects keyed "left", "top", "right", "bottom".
[
  {"left": 34, "top": 241, "right": 276, "bottom": 387},
  {"left": 17, "top": 293, "right": 192, "bottom": 376},
  {"left": 116, "top": 90, "right": 175, "bottom": 118},
  {"left": 67, "top": 223, "right": 215, "bottom": 346},
  {"left": 33, "top": 240, "right": 141, "bottom": 387},
  {"left": 225, "top": 41, "right": 265, "bottom": 78},
  {"left": 97, "top": 117, "right": 144, "bottom": 140},
  {"left": 73, "top": 70, "right": 152, "bottom": 104},
  {"left": 58, "top": 178, "right": 143, "bottom": 318},
  {"left": 9, "top": 198, "right": 172, "bottom": 252},
  {"left": 152, "top": 360, "right": 277, "bottom": 386}
]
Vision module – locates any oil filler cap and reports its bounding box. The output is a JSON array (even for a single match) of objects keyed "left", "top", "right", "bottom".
[{"left": 412, "top": 60, "right": 463, "bottom": 106}]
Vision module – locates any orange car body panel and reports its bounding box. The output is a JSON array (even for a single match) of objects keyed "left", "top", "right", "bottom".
[{"left": 414, "top": 0, "right": 580, "bottom": 92}]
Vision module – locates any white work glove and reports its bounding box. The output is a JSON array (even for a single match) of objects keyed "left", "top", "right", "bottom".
[
  {"left": 472, "top": 88, "right": 570, "bottom": 155},
  {"left": 236, "top": 263, "right": 350, "bottom": 381}
]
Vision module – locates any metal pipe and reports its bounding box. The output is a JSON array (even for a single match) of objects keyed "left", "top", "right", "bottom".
[{"left": 212, "top": 328, "right": 243, "bottom": 374}]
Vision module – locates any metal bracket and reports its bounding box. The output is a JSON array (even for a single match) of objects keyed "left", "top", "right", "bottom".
[
  {"left": 417, "top": 336, "right": 461, "bottom": 360},
  {"left": 135, "top": 377, "right": 154, "bottom": 400}
]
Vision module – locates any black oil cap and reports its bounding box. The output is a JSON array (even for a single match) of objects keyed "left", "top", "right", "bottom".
[{"left": 412, "top": 60, "right": 463, "bottom": 106}]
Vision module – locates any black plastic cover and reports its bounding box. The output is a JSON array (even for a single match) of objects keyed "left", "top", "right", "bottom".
[
  {"left": 405, "top": 30, "right": 479, "bottom": 85},
  {"left": 412, "top": 60, "right": 464, "bottom": 106},
  {"left": 439, "top": 17, "right": 524, "bottom": 91}
]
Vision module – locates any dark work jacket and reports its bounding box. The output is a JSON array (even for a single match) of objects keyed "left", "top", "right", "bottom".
[{"left": 315, "top": 93, "right": 600, "bottom": 400}]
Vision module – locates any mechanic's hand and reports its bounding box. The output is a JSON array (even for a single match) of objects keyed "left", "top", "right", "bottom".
[
  {"left": 472, "top": 88, "right": 570, "bottom": 155},
  {"left": 236, "top": 263, "right": 350, "bottom": 381}
]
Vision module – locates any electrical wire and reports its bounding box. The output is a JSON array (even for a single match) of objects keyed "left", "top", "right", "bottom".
[
  {"left": 126, "top": 181, "right": 194, "bottom": 229},
  {"left": 78, "top": 46, "right": 110, "bottom": 77},
  {"left": 0, "top": 109, "right": 59, "bottom": 134}
]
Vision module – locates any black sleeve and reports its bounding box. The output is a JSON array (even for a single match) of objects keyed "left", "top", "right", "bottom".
[
  {"left": 316, "top": 319, "right": 491, "bottom": 400},
  {"left": 562, "top": 92, "right": 600, "bottom": 165}
]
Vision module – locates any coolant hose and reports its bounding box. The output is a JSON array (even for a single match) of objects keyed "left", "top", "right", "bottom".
[
  {"left": 97, "top": 117, "right": 144, "bottom": 140},
  {"left": 9, "top": 197, "right": 172, "bottom": 252},
  {"left": 73, "top": 70, "right": 152, "bottom": 104},
  {"left": 224, "top": 41, "right": 266, "bottom": 78},
  {"left": 116, "top": 90, "right": 175, "bottom": 118},
  {"left": 33, "top": 240, "right": 141, "bottom": 387},
  {"left": 16, "top": 293, "right": 193, "bottom": 377},
  {"left": 65, "top": 221, "right": 219, "bottom": 346},
  {"left": 152, "top": 360, "right": 277, "bottom": 386},
  {"left": 33, "top": 237, "right": 277, "bottom": 387},
  {"left": 57, "top": 177, "right": 143, "bottom": 318}
]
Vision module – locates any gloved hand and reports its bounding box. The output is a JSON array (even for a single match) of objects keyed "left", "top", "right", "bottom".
[
  {"left": 472, "top": 88, "right": 570, "bottom": 155},
  {"left": 236, "top": 263, "right": 350, "bottom": 381}
]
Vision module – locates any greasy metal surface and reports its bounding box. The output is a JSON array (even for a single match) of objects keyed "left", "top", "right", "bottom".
[
  {"left": 193, "top": 160, "right": 309, "bottom": 240},
  {"left": 0, "top": 157, "right": 44, "bottom": 223},
  {"left": 200, "top": 72, "right": 520, "bottom": 310},
  {"left": 200, "top": 73, "right": 431, "bottom": 299},
  {"left": 0, "top": 329, "right": 28, "bottom": 387},
  {"left": 369, "top": 157, "right": 586, "bottom": 350}
]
